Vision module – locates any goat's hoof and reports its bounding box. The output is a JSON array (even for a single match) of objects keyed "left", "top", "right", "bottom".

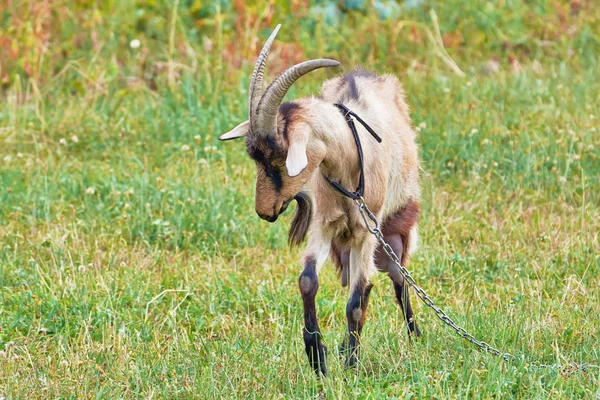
[
  {"left": 338, "top": 342, "right": 346, "bottom": 358},
  {"left": 408, "top": 321, "right": 421, "bottom": 338},
  {"left": 306, "top": 343, "right": 327, "bottom": 376},
  {"left": 344, "top": 354, "right": 359, "bottom": 369}
]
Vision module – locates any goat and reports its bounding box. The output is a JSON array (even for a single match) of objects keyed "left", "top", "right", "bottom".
[{"left": 219, "top": 25, "right": 421, "bottom": 375}]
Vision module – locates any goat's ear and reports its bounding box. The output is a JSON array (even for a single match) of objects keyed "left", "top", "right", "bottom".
[
  {"left": 286, "top": 130, "right": 309, "bottom": 177},
  {"left": 219, "top": 120, "right": 249, "bottom": 141}
]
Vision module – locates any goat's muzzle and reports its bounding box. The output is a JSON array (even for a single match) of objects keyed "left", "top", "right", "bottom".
[{"left": 257, "top": 198, "right": 292, "bottom": 223}]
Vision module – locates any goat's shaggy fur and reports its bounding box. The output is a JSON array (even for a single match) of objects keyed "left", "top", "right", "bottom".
[
  {"left": 220, "top": 27, "right": 421, "bottom": 375},
  {"left": 284, "top": 70, "right": 420, "bottom": 287}
]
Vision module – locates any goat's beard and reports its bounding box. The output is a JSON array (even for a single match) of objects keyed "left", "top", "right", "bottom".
[{"left": 288, "top": 191, "right": 312, "bottom": 247}]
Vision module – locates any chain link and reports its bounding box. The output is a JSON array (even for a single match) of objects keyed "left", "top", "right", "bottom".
[{"left": 354, "top": 196, "right": 598, "bottom": 373}]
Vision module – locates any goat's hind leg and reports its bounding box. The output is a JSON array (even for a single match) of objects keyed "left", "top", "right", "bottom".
[
  {"left": 376, "top": 234, "right": 421, "bottom": 337},
  {"left": 392, "top": 275, "right": 420, "bottom": 337}
]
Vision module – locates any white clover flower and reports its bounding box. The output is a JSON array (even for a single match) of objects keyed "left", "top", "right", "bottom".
[
  {"left": 181, "top": 144, "right": 190, "bottom": 151},
  {"left": 86, "top": 187, "right": 95, "bottom": 195},
  {"left": 71, "top": 135, "right": 79, "bottom": 143},
  {"left": 78, "top": 265, "right": 86, "bottom": 272},
  {"left": 466, "top": 81, "right": 472, "bottom": 87},
  {"left": 60, "top": 360, "right": 69, "bottom": 367},
  {"left": 418, "top": 122, "right": 427, "bottom": 129},
  {"left": 3, "top": 155, "right": 11, "bottom": 163},
  {"left": 559, "top": 176, "right": 567, "bottom": 184},
  {"left": 130, "top": 39, "right": 141, "bottom": 49},
  {"left": 59, "top": 138, "right": 67, "bottom": 145},
  {"left": 471, "top": 128, "right": 479, "bottom": 134},
  {"left": 17, "top": 153, "right": 23, "bottom": 158}
]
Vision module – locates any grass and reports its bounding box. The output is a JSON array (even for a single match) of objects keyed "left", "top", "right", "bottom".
[{"left": 1, "top": 0, "right": 600, "bottom": 398}]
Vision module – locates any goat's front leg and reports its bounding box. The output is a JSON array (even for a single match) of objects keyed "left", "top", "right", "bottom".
[
  {"left": 342, "top": 234, "right": 376, "bottom": 369},
  {"left": 299, "top": 240, "right": 330, "bottom": 375}
]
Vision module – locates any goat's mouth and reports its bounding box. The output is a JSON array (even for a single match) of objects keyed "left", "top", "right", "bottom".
[
  {"left": 270, "top": 198, "right": 293, "bottom": 222},
  {"left": 279, "top": 198, "right": 292, "bottom": 215},
  {"left": 258, "top": 198, "right": 293, "bottom": 223}
]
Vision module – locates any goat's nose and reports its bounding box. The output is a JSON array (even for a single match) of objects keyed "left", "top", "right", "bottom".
[{"left": 257, "top": 211, "right": 278, "bottom": 223}]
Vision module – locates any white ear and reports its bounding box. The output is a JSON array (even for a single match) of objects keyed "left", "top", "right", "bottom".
[
  {"left": 219, "top": 120, "right": 249, "bottom": 141},
  {"left": 286, "top": 132, "right": 309, "bottom": 177}
]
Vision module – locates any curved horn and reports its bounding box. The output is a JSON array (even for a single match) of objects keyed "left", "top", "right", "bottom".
[
  {"left": 248, "top": 24, "right": 281, "bottom": 133},
  {"left": 256, "top": 59, "right": 340, "bottom": 135}
]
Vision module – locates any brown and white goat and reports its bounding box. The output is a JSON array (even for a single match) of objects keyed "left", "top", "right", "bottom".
[{"left": 220, "top": 25, "right": 421, "bottom": 375}]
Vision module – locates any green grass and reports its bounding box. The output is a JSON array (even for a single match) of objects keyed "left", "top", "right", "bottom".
[{"left": 1, "top": 0, "right": 600, "bottom": 398}]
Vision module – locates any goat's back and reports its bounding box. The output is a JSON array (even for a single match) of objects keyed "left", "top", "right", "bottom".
[{"left": 320, "top": 70, "right": 420, "bottom": 218}]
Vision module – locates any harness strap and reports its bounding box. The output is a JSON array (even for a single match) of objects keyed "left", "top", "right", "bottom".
[{"left": 322, "top": 103, "right": 382, "bottom": 200}]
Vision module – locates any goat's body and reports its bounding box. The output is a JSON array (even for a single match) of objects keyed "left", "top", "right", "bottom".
[
  {"left": 286, "top": 71, "right": 422, "bottom": 372},
  {"left": 292, "top": 71, "right": 420, "bottom": 288},
  {"left": 220, "top": 27, "right": 421, "bottom": 373}
]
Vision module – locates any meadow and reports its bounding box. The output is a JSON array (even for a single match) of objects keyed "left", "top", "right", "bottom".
[{"left": 1, "top": 0, "right": 599, "bottom": 398}]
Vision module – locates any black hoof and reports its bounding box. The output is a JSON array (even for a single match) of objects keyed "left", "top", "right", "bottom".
[
  {"left": 304, "top": 334, "right": 327, "bottom": 375},
  {"left": 338, "top": 341, "right": 347, "bottom": 358},
  {"left": 408, "top": 321, "right": 421, "bottom": 338},
  {"left": 344, "top": 353, "right": 359, "bottom": 369}
]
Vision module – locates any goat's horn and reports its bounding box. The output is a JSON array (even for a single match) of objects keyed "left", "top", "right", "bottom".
[
  {"left": 248, "top": 24, "right": 281, "bottom": 133},
  {"left": 257, "top": 59, "right": 340, "bottom": 135}
]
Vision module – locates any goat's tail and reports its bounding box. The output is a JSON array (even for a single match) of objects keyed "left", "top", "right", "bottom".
[{"left": 288, "top": 191, "right": 312, "bottom": 247}]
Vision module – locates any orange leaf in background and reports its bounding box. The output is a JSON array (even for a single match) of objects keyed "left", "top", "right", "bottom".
[
  {"left": 409, "top": 26, "right": 421, "bottom": 44},
  {"left": 442, "top": 32, "right": 462, "bottom": 49},
  {"left": 10, "top": 39, "right": 19, "bottom": 59},
  {"left": 570, "top": 0, "right": 582, "bottom": 15},
  {"left": 279, "top": 42, "right": 305, "bottom": 66},
  {"left": 24, "top": 61, "right": 33, "bottom": 76}
]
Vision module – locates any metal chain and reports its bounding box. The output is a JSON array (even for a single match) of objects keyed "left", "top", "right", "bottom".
[{"left": 355, "top": 196, "right": 598, "bottom": 374}]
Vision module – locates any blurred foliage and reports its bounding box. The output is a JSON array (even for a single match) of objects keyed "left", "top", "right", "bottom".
[
  {"left": 0, "top": 1, "right": 599, "bottom": 397},
  {"left": 1, "top": 0, "right": 598, "bottom": 94}
]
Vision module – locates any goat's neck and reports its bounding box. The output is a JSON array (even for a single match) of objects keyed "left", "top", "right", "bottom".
[{"left": 305, "top": 100, "right": 362, "bottom": 193}]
